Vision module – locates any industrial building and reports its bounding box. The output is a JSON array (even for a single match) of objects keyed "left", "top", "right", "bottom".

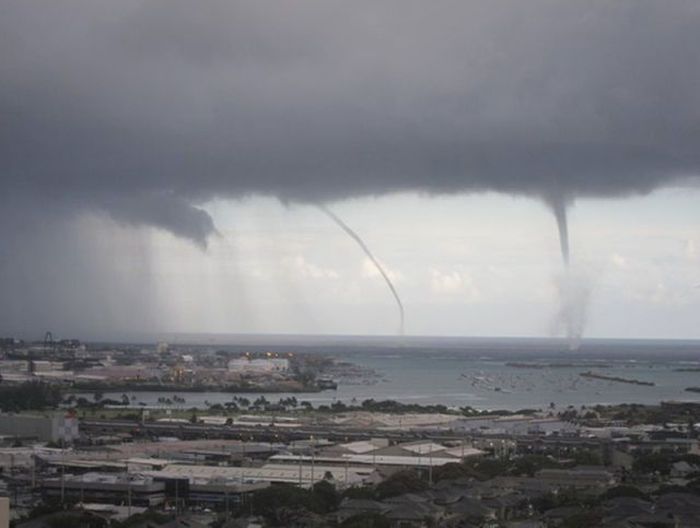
[
  {"left": 0, "top": 413, "right": 79, "bottom": 444},
  {"left": 145, "top": 462, "right": 378, "bottom": 488},
  {"left": 41, "top": 473, "right": 166, "bottom": 506}
]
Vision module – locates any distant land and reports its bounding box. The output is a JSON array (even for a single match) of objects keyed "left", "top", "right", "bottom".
[{"left": 88, "top": 333, "right": 700, "bottom": 360}]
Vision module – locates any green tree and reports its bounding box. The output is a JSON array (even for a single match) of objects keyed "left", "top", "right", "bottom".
[
  {"left": 432, "top": 462, "right": 478, "bottom": 482},
  {"left": 509, "top": 455, "right": 562, "bottom": 477},
  {"left": 340, "top": 513, "right": 390, "bottom": 528},
  {"left": 560, "top": 511, "right": 603, "bottom": 528},
  {"left": 251, "top": 484, "right": 324, "bottom": 525},
  {"left": 599, "top": 485, "right": 650, "bottom": 502},
  {"left": 375, "top": 470, "right": 428, "bottom": 499},
  {"left": 633, "top": 453, "right": 675, "bottom": 476},
  {"left": 0, "top": 381, "right": 62, "bottom": 412},
  {"left": 572, "top": 449, "right": 602, "bottom": 466},
  {"left": 48, "top": 513, "right": 107, "bottom": 528},
  {"left": 342, "top": 486, "right": 375, "bottom": 500},
  {"left": 462, "top": 457, "right": 509, "bottom": 480},
  {"left": 312, "top": 480, "right": 340, "bottom": 512}
]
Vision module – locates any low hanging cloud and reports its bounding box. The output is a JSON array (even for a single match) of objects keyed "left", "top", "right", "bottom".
[{"left": 1, "top": 1, "right": 700, "bottom": 247}]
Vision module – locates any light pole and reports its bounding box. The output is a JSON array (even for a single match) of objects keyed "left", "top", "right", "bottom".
[
  {"left": 60, "top": 438, "right": 65, "bottom": 506},
  {"left": 127, "top": 475, "right": 132, "bottom": 518},
  {"left": 310, "top": 435, "right": 315, "bottom": 487},
  {"left": 298, "top": 453, "right": 302, "bottom": 486},
  {"left": 428, "top": 448, "right": 433, "bottom": 486}
]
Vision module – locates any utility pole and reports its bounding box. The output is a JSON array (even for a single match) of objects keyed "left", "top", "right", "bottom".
[
  {"left": 225, "top": 491, "right": 229, "bottom": 521},
  {"left": 127, "top": 476, "right": 132, "bottom": 518},
  {"left": 60, "top": 438, "right": 65, "bottom": 506},
  {"left": 310, "top": 435, "right": 315, "bottom": 487},
  {"left": 174, "top": 479, "right": 179, "bottom": 517},
  {"left": 428, "top": 448, "right": 433, "bottom": 486},
  {"left": 298, "top": 453, "right": 302, "bottom": 486}
]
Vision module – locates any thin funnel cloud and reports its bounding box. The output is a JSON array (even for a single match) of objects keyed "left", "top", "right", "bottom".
[
  {"left": 549, "top": 199, "right": 570, "bottom": 267},
  {"left": 320, "top": 206, "right": 405, "bottom": 335}
]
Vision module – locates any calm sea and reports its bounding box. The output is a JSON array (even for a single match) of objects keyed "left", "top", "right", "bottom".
[{"left": 95, "top": 336, "right": 700, "bottom": 411}]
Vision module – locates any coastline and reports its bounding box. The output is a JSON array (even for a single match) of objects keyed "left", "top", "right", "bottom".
[{"left": 67, "top": 382, "right": 323, "bottom": 394}]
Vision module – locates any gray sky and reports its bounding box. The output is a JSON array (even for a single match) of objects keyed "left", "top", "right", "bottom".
[{"left": 1, "top": 1, "right": 699, "bottom": 340}]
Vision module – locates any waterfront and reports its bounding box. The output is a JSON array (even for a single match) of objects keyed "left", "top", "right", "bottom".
[{"left": 93, "top": 340, "right": 700, "bottom": 411}]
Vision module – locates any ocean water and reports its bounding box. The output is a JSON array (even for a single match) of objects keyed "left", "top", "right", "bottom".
[{"left": 97, "top": 337, "right": 700, "bottom": 411}]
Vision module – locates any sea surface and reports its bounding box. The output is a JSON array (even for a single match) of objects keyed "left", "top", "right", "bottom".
[{"left": 96, "top": 336, "right": 700, "bottom": 412}]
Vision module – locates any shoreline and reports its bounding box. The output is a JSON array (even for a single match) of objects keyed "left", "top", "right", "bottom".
[{"left": 66, "top": 382, "right": 323, "bottom": 394}]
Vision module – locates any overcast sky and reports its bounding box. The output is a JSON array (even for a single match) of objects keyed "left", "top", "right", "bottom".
[{"left": 1, "top": 1, "right": 699, "bottom": 340}]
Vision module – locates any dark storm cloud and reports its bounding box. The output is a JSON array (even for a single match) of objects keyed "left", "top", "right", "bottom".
[{"left": 2, "top": 0, "right": 700, "bottom": 245}]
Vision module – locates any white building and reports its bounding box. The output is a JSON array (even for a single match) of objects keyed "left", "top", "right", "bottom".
[{"left": 227, "top": 357, "right": 289, "bottom": 373}]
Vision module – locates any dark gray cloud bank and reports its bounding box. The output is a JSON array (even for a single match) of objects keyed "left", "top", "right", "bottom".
[
  {"left": 1, "top": 1, "right": 699, "bottom": 336},
  {"left": 2, "top": 0, "right": 699, "bottom": 246}
]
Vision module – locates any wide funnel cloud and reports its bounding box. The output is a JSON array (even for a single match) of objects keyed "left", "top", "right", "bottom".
[{"left": 2, "top": 1, "right": 700, "bottom": 245}]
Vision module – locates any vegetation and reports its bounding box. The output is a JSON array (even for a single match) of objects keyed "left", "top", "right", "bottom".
[
  {"left": 341, "top": 486, "right": 376, "bottom": 500},
  {"left": 633, "top": 453, "right": 678, "bottom": 476},
  {"left": 656, "top": 478, "right": 700, "bottom": 497},
  {"left": 374, "top": 470, "right": 429, "bottom": 499},
  {"left": 598, "top": 485, "right": 650, "bottom": 502},
  {"left": 509, "top": 454, "right": 564, "bottom": 477},
  {"left": 114, "top": 511, "right": 171, "bottom": 527},
  {"left": 306, "top": 398, "right": 522, "bottom": 417},
  {"left": 581, "top": 402, "right": 700, "bottom": 427},
  {"left": 530, "top": 488, "right": 593, "bottom": 514},
  {"left": 571, "top": 449, "right": 603, "bottom": 466},
  {"left": 340, "top": 513, "right": 390, "bottom": 528},
  {"left": 46, "top": 513, "right": 107, "bottom": 528},
  {"left": 432, "top": 462, "right": 480, "bottom": 482},
  {"left": 311, "top": 480, "right": 341, "bottom": 511},
  {"left": 559, "top": 511, "right": 603, "bottom": 528},
  {"left": 0, "top": 381, "right": 62, "bottom": 412},
  {"left": 433, "top": 453, "right": 608, "bottom": 484},
  {"left": 251, "top": 480, "right": 340, "bottom": 525}
]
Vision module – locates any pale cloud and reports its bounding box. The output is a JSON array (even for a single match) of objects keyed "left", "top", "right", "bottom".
[
  {"left": 361, "top": 258, "right": 403, "bottom": 282},
  {"left": 282, "top": 255, "right": 340, "bottom": 280},
  {"left": 246, "top": 268, "right": 270, "bottom": 280},
  {"left": 630, "top": 282, "right": 685, "bottom": 306},
  {"left": 610, "top": 253, "right": 629, "bottom": 270},
  {"left": 649, "top": 283, "right": 682, "bottom": 305},
  {"left": 430, "top": 269, "right": 481, "bottom": 301}
]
